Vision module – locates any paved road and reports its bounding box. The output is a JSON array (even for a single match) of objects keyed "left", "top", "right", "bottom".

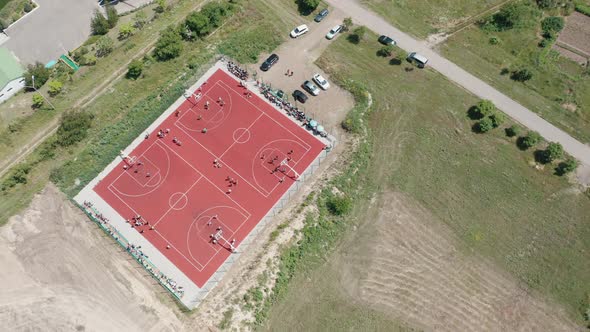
[
  {"left": 326, "top": 0, "right": 590, "bottom": 166},
  {"left": 4, "top": 0, "right": 98, "bottom": 65}
]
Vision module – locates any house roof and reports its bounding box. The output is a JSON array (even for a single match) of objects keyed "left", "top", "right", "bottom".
[{"left": 0, "top": 47, "right": 25, "bottom": 90}]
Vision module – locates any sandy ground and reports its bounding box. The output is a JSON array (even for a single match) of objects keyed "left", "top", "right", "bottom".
[
  {"left": 337, "top": 191, "right": 581, "bottom": 331},
  {"left": 0, "top": 184, "right": 183, "bottom": 332}
]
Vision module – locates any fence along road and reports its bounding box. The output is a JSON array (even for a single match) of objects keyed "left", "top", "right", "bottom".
[{"left": 326, "top": 0, "right": 590, "bottom": 166}]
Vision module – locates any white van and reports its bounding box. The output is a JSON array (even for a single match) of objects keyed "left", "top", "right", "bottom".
[{"left": 407, "top": 52, "right": 428, "bottom": 68}]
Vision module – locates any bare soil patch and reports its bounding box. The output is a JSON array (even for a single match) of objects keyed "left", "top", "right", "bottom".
[
  {"left": 557, "top": 12, "right": 590, "bottom": 59},
  {"left": 337, "top": 191, "right": 581, "bottom": 331},
  {"left": 0, "top": 184, "right": 183, "bottom": 332}
]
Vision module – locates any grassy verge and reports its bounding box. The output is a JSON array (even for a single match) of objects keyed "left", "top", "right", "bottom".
[
  {"left": 360, "top": 0, "right": 506, "bottom": 38},
  {"left": 0, "top": 0, "right": 284, "bottom": 224},
  {"left": 262, "top": 30, "right": 589, "bottom": 328},
  {"left": 440, "top": 22, "right": 590, "bottom": 143}
]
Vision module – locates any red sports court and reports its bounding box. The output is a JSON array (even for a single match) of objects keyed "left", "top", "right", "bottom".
[{"left": 94, "top": 69, "right": 325, "bottom": 287}]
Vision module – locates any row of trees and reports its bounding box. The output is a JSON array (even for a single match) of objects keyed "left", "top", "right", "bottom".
[
  {"left": 470, "top": 100, "right": 578, "bottom": 175},
  {"left": 90, "top": 5, "right": 119, "bottom": 36},
  {"left": 152, "top": 1, "right": 235, "bottom": 61}
]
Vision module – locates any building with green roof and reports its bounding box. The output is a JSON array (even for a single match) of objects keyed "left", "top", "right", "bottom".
[{"left": 0, "top": 47, "right": 25, "bottom": 104}]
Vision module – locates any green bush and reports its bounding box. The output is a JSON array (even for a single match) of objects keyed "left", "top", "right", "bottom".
[
  {"left": 348, "top": 26, "right": 366, "bottom": 44},
  {"left": 153, "top": 26, "right": 183, "bottom": 61},
  {"left": 134, "top": 11, "right": 148, "bottom": 29},
  {"left": 520, "top": 131, "right": 542, "bottom": 149},
  {"left": 543, "top": 142, "right": 564, "bottom": 163},
  {"left": 118, "top": 22, "right": 135, "bottom": 40},
  {"left": 1, "top": 163, "right": 32, "bottom": 191},
  {"left": 126, "top": 59, "right": 143, "bottom": 79},
  {"left": 297, "top": 0, "right": 320, "bottom": 12},
  {"left": 555, "top": 158, "right": 578, "bottom": 175},
  {"left": 326, "top": 195, "right": 352, "bottom": 216},
  {"left": 96, "top": 35, "right": 114, "bottom": 57},
  {"left": 477, "top": 117, "right": 494, "bottom": 133},
  {"left": 56, "top": 111, "right": 94, "bottom": 147},
  {"left": 47, "top": 80, "right": 63, "bottom": 96},
  {"left": 473, "top": 99, "right": 496, "bottom": 119},
  {"left": 378, "top": 45, "right": 395, "bottom": 57},
  {"left": 576, "top": 3, "right": 590, "bottom": 16},
  {"left": 90, "top": 10, "right": 109, "bottom": 35},
  {"left": 23, "top": 1, "right": 33, "bottom": 12},
  {"left": 185, "top": 2, "right": 234, "bottom": 38},
  {"left": 490, "top": 112, "right": 505, "bottom": 128},
  {"left": 31, "top": 93, "right": 44, "bottom": 108},
  {"left": 105, "top": 4, "right": 118, "bottom": 28},
  {"left": 489, "top": 36, "right": 500, "bottom": 45},
  {"left": 511, "top": 68, "right": 533, "bottom": 82},
  {"left": 481, "top": 2, "right": 540, "bottom": 31},
  {"left": 505, "top": 124, "right": 520, "bottom": 137},
  {"left": 23, "top": 62, "right": 50, "bottom": 90},
  {"left": 541, "top": 16, "right": 564, "bottom": 34}
]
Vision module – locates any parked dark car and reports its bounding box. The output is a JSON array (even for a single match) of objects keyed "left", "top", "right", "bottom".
[
  {"left": 378, "top": 35, "right": 396, "bottom": 46},
  {"left": 293, "top": 90, "right": 308, "bottom": 103},
  {"left": 314, "top": 9, "right": 329, "bottom": 22},
  {"left": 260, "top": 54, "right": 279, "bottom": 71}
]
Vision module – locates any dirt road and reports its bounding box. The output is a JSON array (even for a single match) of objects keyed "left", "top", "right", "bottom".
[{"left": 326, "top": 0, "right": 590, "bottom": 166}]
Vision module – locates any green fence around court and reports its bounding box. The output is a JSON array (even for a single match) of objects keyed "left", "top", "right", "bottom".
[{"left": 74, "top": 201, "right": 187, "bottom": 306}]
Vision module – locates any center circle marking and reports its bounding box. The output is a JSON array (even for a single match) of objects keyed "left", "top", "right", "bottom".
[
  {"left": 169, "top": 192, "right": 188, "bottom": 210},
  {"left": 233, "top": 128, "right": 251, "bottom": 144}
]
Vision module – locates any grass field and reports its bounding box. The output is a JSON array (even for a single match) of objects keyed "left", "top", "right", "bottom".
[
  {"left": 440, "top": 23, "right": 590, "bottom": 143},
  {"left": 361, "top": 0, "right": 505, "bottom": 38},
  {"left": 264, "top": 31, "right": 590, "bottom": 328}
]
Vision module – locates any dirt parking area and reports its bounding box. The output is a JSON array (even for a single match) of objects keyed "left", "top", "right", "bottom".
[
  {"left": 251, "top": 7, "right": 354, "bottom": 137},
  {"left": 556, "top": 12, "right": 590, "bottom": 62}
]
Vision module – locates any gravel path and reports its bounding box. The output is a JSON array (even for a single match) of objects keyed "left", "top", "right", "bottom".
[{"left": 326, "top": 0, "right": 590, "bottom": 166}]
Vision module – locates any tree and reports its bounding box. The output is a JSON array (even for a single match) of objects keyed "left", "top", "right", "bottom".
[
  {"left": 47, "top": 80, "right": 63, "bottom": 96},
  {"left": 483, "top": 2, "right": 539, "bottom": 31},
  {"left": 543, "top": 142, "right": 563, "bottom": 163},
  {"left": 511, "top": 68, "right": 533, "bottom": 82},
  {"left": 105, "top": 4, "right": 118, "bottom": 28},
  {"left": 24, "top": 62, "right": 50, "bottom": 90},
  {"left": 118, "top": 22, "right": 135, "bottom": 40},
  {"left": 90, "top": 10, "right": 109, "bottom": 35},
  {"left": 490, "top": 112, "right": 505, "bottom": 128},
  {"left": 342, "top": 17, "right": 353, "bottom": 32},
  {"left": 473, "top": 99, "right": 496, "bottom": 119},
  {"left": 134, "top": 11, "right": 148, "bottom": 29},
  {"left": 126, "top": 59, "right": 143, "bottom": 79},
  {"left": 185, "top": 12, "right": 211, "bottom": 37},
  {"left": 477, "top": 117, "right": 494, "bottom": 133},
  {"left": 298, "top": 0, "right": 320, "bottom": 11},
  {"left": 521, "top": 131, "right": 542, "bottom": 149},
  {"left": 505, "top": 124, "right": 520, "bottom": 137},
  {"left": 32, "top": 94, "right": 44, "bottom": 108},
  {"left": 200, "top": 2, "right": 232, "bottom": 28},
  {"left": 348, "top": 25, "right": 366, "bottom": 44},
  {"left": 556, "top": 158, "right": 577, "bottom": 175},
  {"left": 541, "top": 16, "right": 564, "bottom": 34},
  {"left": 378, "top": 45, "right": 395, "bottom": 57},
  {"left": 153, "top": 26, "right": 183, "bottom": 61},
  {"left": 326, "top": 196, "right": 351, "bottom": 216},
  {"left": 155, "top": 0, "right": 167, "bottom": 13},
  {"left": 96, "top": 35, "right": 114, "bottom": 57},
  {"left": 56, "top": 111, "right": 94, "bottom": 147}
]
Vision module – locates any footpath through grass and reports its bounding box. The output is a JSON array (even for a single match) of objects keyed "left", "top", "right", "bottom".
[{"left": 263, "top": 31, "right": 590, "bottom": 328}]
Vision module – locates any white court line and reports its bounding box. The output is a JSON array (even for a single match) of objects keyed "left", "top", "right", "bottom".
[
  {"left": 217, "top": 79, "right": 312, "bottom": 151},
  {"left": 126, "top": 156, "right": 161, "bottom": 188},
  {"left": 152, "top": 175, "right": 203, "bottom": 227},
  {"left": 218, "top": 112, "right": 264, "bottom": 159},
  {"left": 108, "top": 141, "right": 171, "bottom": 198}
]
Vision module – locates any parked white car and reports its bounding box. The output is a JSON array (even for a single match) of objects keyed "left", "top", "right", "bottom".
[
  {"left": 290, "top": 24, "right": 309, "bottom": 38},
  {"left": 312, "top": 73, "right": 330, "bottom": 90},
  {"left": 325, "top": 25, "right": 341, "bottom": 40}
]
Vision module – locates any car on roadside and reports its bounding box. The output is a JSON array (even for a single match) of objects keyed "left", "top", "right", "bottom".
[
  {"left": 290, "top": 24, "right": 309, "bottom": 38},
  {"left": 407, "top": 52, "right": 428, "bottom": 68},
  {"left": 302, "top": 80, "right": 320, "bottom": 96},
  {"left": 260, "top": 53, "right": 279, "bottom": 71},
  {"left": 325, "top": 25, "right": 342, "bottom": 40},
  {"left": 378, "top": 35, "right": 396, "bottom": 46},
  {"left": 293, "top": 89, "right": 308, "bottom": 103},
  {"left": 314, "top": 9, "right": 329, "bottom": 22},
  {"left": 312, "top": 73, "right": 330, "bottom": 90}
]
